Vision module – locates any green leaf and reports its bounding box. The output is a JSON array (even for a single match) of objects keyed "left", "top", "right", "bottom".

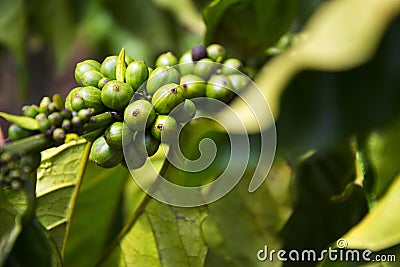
[
  {"left": 0, "top": 189, "right": 24, "bottom": 266},
  {"left": 35, "top": 138, "right": 90, "bottom": 256},
  {"left": 0, "top": 112, "right": 39, "bottom": 131},
  {"left": 202, "top": 158, "right": 292, "bottom": 266},
  {"left": 63, "top": 163, "right": 129, "bottom": 267},
  {"left": 203, "top": 0, "right": 297, "bottom": 59},
  {"left": 4, "top": 219, "right": 62, "bottom": 267},
  {"left": 99, "top": 199, "right": 208, "bottom": 267},
  {"left": 226, "top": 0, "right": 400, "bottom": 135},
  {"left": 343, "top": 174, "right": 400, "bottom": 251}
]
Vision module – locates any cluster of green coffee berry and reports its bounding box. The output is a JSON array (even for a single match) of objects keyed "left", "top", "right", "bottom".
[{"left": 66, "top": 44, "right": 251, "bottom": 169}]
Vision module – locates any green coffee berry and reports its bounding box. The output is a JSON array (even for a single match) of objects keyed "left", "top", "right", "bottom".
[
  {"left": 65, "top": 87, "right": 81, "bottom": 111},
  {"left": 101, "top": 81, "right": 134, "bottom": 111},
  {"left": 125, "top": 55, "right": 135, "bottom": 65},
  {"left": 152, "top": 83, "right": 186, "bottom": 114},
  {"left": 146, "top": 66, "right": 181, "bottom": 95},
  {"left": 98, "top": 77, "right": 110, "bottom": 89},
  {"left": 206, "top": 74, "right": 235, "bottom": 103},
  {"left": 207, "top": 44, "right": 226, "bottom": 63},
  {"left": 180, "top": 74, "right": 206, "bottom": 98},
  {"left": 193, "top": 58, "right": 217, "bottom": 80},
  {"left": 172, "top": 99, "right": 196, "bottom": 123},
  {"left": 89, "top": 136, "right": 123, "bottom": 168},
  {"left": 104, "top": 122, "right": 129, "bottom": 148},
  {"left": 22, "top": 105, "right": 39, "bottom": 118},
  {"left": 122, "top": 143, "right": 147, "bottom": 170},
  {"left": 61, "top": 108, "right": 72, "bottom": 120},
  {"left": 148, "top": 67, "right": 154, "bottom": 76},
  {"left": 53, "top": 128, "right": 66, "bottom": 143},
  {"left": 151, "top": 115, "right": 178, "bottom": 142},
  {"left": 48, "top": 112, "right": 63, "bottom": 126},
  {"left": 74, "top": 59, "right": 101, "bottom": 85},
  {"left": 71, "top": 116, "right": 82, "bottom": 127},
  {"left": 228, "top": 74, "right": 250, "bottom": 93},
  {"left": 100, "top": 56, "right": 117, "bottom": 80},
  {"left": 133, "top": 131, "right": 160, "bottom": 157},
  {"left": 221, "top": 58, "right": 243, "bottom": 75},
  {"left": 61, "top": 119, "right": 72, "bottom": 131},
  {"left": 80, "top": 70, "right": 104, "bottom": 87},
  {"left": 77, "top": 108, "right": 94, "bottom": 123},
  {"left": 124, "top": 100, "right": 156, "bottom": 131},
  {"left": 39, "top": 97, "right": 51, "bottom": 114},
  {"left": 71, "top": 86, "right": 105, "bottom": 113},
  {"left": 36, "top": 113, "right": 51, "bottom": 132},
  {"left": 191, "top": 45, "right": 208, "bottom": 61},
  {"left": 10, "top": 179, "right": 23, "bottom": 190},
  {"left": 126, "top": 61, "right": 149, "bottom": 90},
  {"left": 8, "top": 125, "right": 35, "bottom": 141},
  {"left": 155, "top": 52, "right": 178, "bottom": 67}
]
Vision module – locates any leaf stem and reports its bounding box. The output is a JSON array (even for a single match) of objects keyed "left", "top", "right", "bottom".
[{"left": 96, "top": 157, "right": 171, "bottom": 266}]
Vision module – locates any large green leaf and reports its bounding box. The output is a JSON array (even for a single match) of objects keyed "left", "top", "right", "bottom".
[
  {"left": 99, "top": 197, "right": 208, "bottom": 267},
  {"left": 63, "top": 163, "right": 129, "bottom": 267},
  {"left": 202, "top": 158, "right": 292, "bottom": 267},
  {"left": 35, "top": 138, "right": 90, "bottom": 256},
  {"left": 4, "top": 219, "right": 62, "bottom": 267},
  {"left": 342, "top": 174, "right": 400, "bottom": 251},
  {"left": 0, "top": 189, "right": 24, "bottom": 266},
  {"left": 203, "top": 0, "right": 297, "bottom": 59}
]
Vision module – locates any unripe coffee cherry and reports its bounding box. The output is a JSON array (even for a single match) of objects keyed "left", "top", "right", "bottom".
[
  {"left": 221, "top": 58, "right": 243, "bottom": 75},
  {"left": 124, "top": 100, "right": 156, "bottom": 131},
  {"left": 178, "top": 50, "right": 194, "bottom": 75},
  {"left": 126, "top": 61, "right": 149, "bottom": 90},
  {"left": 36, "top": 113, "right": 50, "bottom": 132},
  {"left": 53, "top": 128, "right": 66, "bottom": 143},
  {"left": 100, "top": 56, "right": 118, "bottom": 80},
  {"left": 146, "top": 66, "right": 181, "bottom": 95},
  {"left": 80, "top": 70, "right": 104, "bottom": 87},
  {"left": 22, "top": 105, "right": 39, "bottom": 118},
  {"left": 133, "top": 131, "right": 160, "bottom": 157},
  {"left": 48, "top": 112, "right": 63, "bottom": 127},
  {"left": 39, "top": 97, "right": 52, "bottom": 114},
  {"left": 101, "top": 81, "right": 134, "bottom": 111},
  {"left": 155, "top": 52, "right": 178, "bottom": 67},
  {"left": 172, "top": 99, "right": 196, "bottom": 123},
  {"left": 70, "top": 86, "right": 106, "bottom": 113},
  {"left": 206, "top": 74, "right": 235, "bottom": 103},
  {"left": 21, "top": 153, "right": 41, "bottom": 173},
  {"left": 151, "top": 115, "right": 178, "bottom": 142},
  {"left": 180, "top": 74, "right": 206, "bottom": 98},
  {"left": 75, "top": 59, "right": 101, "bottom": 85},
  {"left": 104, "top": 122, "right": 129, "bottom": 148},
  {"left": 206, "top": 44, "right": 226, "bottom": 63},
  {"left": 191, "top": 45, "right": 208, "bottom": 61},
  {"left": 89, "top": 136, "right": 123, "bottom": 168},
  {"left": 8, "top": 125, "right": 35, "bottom": 141},
  {"left": 228, "top": 74, "right": 250, "bottom": 93},
  {"left": 151, "top": 83, "right": 186, "bottom": 114},
  {"left": 193, "top": 58, "right": 218, "bottom": 80}
]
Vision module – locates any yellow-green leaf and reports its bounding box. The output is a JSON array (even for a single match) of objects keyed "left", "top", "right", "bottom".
[
  {"left": 342, "top": 174, "right": 400, "bottom": 250},
  {"left": 0, "top": 112, "right": 39, "bottom": 130}
]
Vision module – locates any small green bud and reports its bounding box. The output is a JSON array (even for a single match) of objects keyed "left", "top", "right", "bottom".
[
  {"left": 39, "top": 97, "right": 52, "bottom": 114},
  {"left": 22, "top": 105, "right": 39, "bottom": 118},
  {"left": 36, "top": 113, "right": 50, "bottom": 132},
  {"left": 228, "top": 74, "right": 250, "bottom": 93},
  {"left": 221, "top": 58, "right": 243, "bottom": 75},
  {"left": 61, "top": 119, "right": 72, "bottom": 131},
  {"left": 178, "top": 50, "right": 194, "bottom": 75},
  {"left": 48, "top": 112, "right": 63, "bottom": 126},
  {"left": 193, "top": 58, "right": 218, "bottom": 80},
  {"left": 98, "top": 77, "right": 110, "bottom": 89},
  {"left": 53, "top": 128, "right": 66, "bottom": 143}
]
